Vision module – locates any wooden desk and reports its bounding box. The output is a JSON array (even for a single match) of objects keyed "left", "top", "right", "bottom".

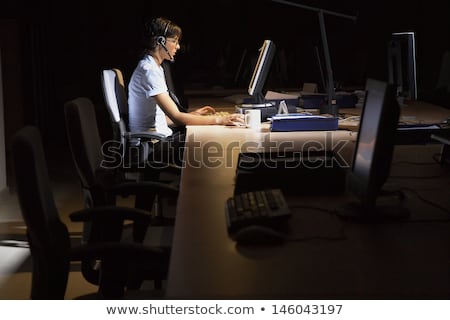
[
  {"left": 165, "top": 124, "right": 450, "bottom": 299},
  {"left": 339, "top": 100, "right": 450, "bottom": 131},
  {"left": 339, "top": 101, "right": 450, "bottom": 146},
  {"left": 189, "top": 97, "right": 450, "bottom": 121},
  {"left": 190, "top": 96, "right": 450, "bottom": 137}
]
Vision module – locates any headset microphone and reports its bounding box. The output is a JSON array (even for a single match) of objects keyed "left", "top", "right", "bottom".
[{"left": 157, "top": 36, "right": 174, "bottom": 62}]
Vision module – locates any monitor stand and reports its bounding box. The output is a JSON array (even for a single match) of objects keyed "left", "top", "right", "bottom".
[
  {"left": 235, "top": 101, "right": 278, "bottom": 121},
  {"left": 320, "top": 99, "right": 339, "bottom": 116}
]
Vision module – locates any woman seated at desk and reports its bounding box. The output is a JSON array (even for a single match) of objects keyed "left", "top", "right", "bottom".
[{"left": 128, "top": 17, "right": 243, "bottom": 165}]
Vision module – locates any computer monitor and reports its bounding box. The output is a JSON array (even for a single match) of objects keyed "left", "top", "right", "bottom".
[
  {"left": 336, "top": 78, "right": 410, "bottom": 221},
  {"left": 387, "top": 32, "right": 418, "bottom": 100},
  {"left": 247, "top": 39, "right": 276, "bottom": 105}
]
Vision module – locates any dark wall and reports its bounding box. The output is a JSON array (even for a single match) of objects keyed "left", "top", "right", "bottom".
[{"left": 1, "top": 0, "right": 449, "bottom": 146}]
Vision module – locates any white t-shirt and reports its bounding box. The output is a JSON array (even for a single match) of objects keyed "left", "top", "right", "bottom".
[{"left": 128, "top": 55, "right": 173, "bottom": 137}]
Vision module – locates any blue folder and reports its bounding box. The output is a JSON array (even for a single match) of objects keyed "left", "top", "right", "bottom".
[{"left": 270, "top": 114, "right": 339, "bottom": 132}]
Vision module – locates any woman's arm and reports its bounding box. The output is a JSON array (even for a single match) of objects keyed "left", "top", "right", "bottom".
[
  {"left": 155, "top": 92, "right": 244, "bottom": 126},
  {"left": 190, "top": 106, "right": 216, "bottom": 115},
  {"left": 166, "top": 105, "right": 216, "bottom": 127}
]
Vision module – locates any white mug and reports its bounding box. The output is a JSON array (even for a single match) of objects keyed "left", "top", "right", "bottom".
[{"left": 244, "top": 109, "right": 261, "bottom": 130}]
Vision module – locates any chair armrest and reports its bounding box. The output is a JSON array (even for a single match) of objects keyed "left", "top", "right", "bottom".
[
  {"left": 69, "top": 205, "right": 151, "bottom": 223},
  {"left": 108, "top": 182, "right": 179, "bottom": 228},
  {"left": 138, "top": 159, "right": 183, "bottom": 175},
  {"left": 124, "top": 131, "right": 168, "bottom": 142},
  {"left": 107, "top": 181, "right": 179, "bottom": 198},
  {"left": 69, "top": 206, "right": 153, "bottom": 243},
  {"left": 70, "top": 241, "right": 170, "bottom": 261}
]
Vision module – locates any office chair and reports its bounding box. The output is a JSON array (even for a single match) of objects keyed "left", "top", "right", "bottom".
[
  {"left": 162, "top": 60, "right": 189, "bottom": 113},
  {"left": 101, "top": 68, "right": 181, "bottom": 222},
  {"left": 11, "top": 126, "right": 170, "bottom": 299},
  {"left": 100, "top": 68, "right": 181, "bottom": 179},
  {"left": 64, "top": 97, "right": 177, "bottom": 284}
]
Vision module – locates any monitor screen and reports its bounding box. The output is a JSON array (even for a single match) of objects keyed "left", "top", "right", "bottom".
[
  {"left": 248, "top": 40, "right": 276, "bottom": 104},
  {"left": 387, "top": 32, "right": 418, "bottom": 101},
  {"left": 336, "top": 78, "right": 409, "bottom": 221}
]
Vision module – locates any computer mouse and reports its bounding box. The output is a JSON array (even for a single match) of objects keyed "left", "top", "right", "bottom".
[{"left": 233, "top": 225, "right": 286, "bottom": 245}]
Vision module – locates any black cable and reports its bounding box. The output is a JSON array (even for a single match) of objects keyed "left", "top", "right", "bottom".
[
  {"left": 401, "top": 187, "right": 450, "bottom": 216},
  {"left": 378, "top": 187, "right": 450, "bottom": 222}
]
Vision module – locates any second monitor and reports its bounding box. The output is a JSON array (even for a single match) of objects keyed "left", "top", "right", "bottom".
[
  {"left": 247, "top": 39, "right": 277, "bottom": 106},
  {"left": 237, "top": 39, "right": 297, "bottom": 120}
]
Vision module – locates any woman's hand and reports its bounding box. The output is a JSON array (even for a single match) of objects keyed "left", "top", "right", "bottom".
[{"left": 215, "top": 113, "right": 245, "bottom": 126}]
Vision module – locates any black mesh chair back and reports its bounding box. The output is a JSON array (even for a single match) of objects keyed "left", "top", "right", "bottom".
[
  {"left": 64, "top": 97, "right": 119, "bottom": 208},
  {"left": 12, "top": 126, "right": 74, "bottom": 298}
]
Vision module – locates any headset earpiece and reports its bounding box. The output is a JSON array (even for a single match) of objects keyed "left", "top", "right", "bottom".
[{"left": 157, "top": 36, "right": 166, "bottom": 45}]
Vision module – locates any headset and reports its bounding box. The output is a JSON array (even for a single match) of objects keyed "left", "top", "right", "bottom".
[{"left": 156, "top": 21, "right": 174, "bottom": 62}]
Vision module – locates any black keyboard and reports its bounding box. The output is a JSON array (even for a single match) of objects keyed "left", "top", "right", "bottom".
[{"left": 225, "top": 189, "right": 291, "bottom": 234}]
